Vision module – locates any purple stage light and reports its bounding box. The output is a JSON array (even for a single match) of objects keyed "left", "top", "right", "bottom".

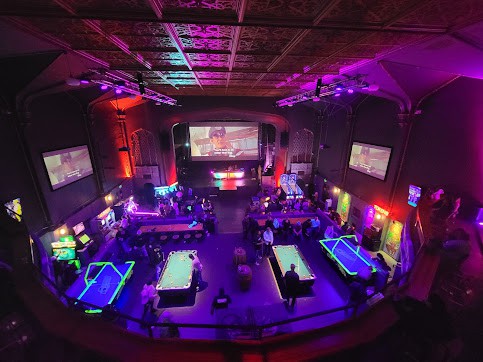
[
  {"left": 479, "top": 221, "right": 483, "bottom": 226},
  {"left": 335, "top": 87, "right": 343, "bottom": 91},
  {"left": 312, "top": 97, "right": 320, "bottom": 102},
  {"left": 80, "top": 79, "right": 90, "bottom": 84},
  {"left": 347, "top": 89, "right": 354, "bottom": 94},
  {"left": 100, "top": 84, "right": 108, "bottom": 90},
  {"left": 115, "top": 88, "right": 122, "bottom": 94},
  {"left": 334, "top": 93, "right": 341, "bottom": 97}
]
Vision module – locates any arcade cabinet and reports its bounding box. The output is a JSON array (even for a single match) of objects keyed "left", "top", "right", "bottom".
[
  {"left": 90, "top": 207, "right": 117, "bottom": 238},
  {"left": 51, "top": 235, "right": 81, "bottom": 271},
  {"left": 73, "top": 222, "right": 95, "bottom": 266}
]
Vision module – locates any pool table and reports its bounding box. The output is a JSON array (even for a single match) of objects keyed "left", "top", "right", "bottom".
[
  {"left": 76, "top": 261, "right": 135, "bottom": 314},
  {"left": 156, "top": 250, "right": 196, "bottom": 295},
  {"left": 272, "top": 245, "right": 316, "bottom": 286},
  {"left": 319, "top": 236, "right": 376, "bottom": 278}
]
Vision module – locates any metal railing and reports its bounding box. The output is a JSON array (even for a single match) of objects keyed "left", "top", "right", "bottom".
[{"left": 31, "top": 264, "right": 408, "bottom": 341}]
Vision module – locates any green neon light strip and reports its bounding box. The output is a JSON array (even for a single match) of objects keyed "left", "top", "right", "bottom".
[{"left": 106, "top": 261, "right": 135, "bottom": 307}]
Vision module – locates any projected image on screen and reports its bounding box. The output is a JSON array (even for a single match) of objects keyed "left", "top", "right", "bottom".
[
  {"left": 42, "top": 145, "right": 94, "bottom": 190},
  {"left": 349, "top": 142, "right": 392, "bottom": 180},
  {"left": 190, "top": 122, "right": 259, "bottom": 161}
]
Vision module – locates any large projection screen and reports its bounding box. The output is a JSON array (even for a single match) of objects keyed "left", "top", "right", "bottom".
[
  {"left": 348, "top": 142, "right": 392, "bottom": 181},
  {"left": 42, "top": 145, "right": 94, "bottom": 190},
  {"left": 189, "top": 122, "right": 259, "bottom": 161}
]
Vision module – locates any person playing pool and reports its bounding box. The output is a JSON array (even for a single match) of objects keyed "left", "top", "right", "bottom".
[
  {"left": 189, "top": 253, "right": 203, "bottom": 291},
  {"left": 284, "top": 263, "right": 300, "bottom": 310}
]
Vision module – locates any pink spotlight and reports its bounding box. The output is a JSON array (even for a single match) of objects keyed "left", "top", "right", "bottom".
[
  {"left": 115, "top": 88, "right": 122, "bottom": 94},
  {"left": 334, "top": 93, "right": 341, "bottom": 97},
  {"left": 100, "top": 84, "right": 108, "bottom": 90},
  {"left": 313, "top": 97, "right": 320, "bottom": 102},
  {"left": 347, "top": 89, "right": 354, "bottom": 94}
]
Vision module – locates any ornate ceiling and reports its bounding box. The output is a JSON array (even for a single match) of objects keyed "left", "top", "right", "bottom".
[{"left": 1, "top": 0, "right": 482, "bottom": 98}]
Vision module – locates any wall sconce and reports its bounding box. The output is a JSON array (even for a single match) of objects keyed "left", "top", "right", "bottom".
[{"left": 105, "top": 194, "right": 113, "bottom": 202}]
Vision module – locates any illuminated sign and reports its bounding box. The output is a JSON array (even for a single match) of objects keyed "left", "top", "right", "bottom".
[{"left": 374, "top": 205, "right": 389, "bottom": 216}]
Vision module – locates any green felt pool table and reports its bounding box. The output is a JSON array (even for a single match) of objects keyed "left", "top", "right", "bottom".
[
  {"left": 156, "top": 250, "right": 196, "bottom": 294},
  {"left": 272, "top": 245, "right": 316, "bottom": 286}
]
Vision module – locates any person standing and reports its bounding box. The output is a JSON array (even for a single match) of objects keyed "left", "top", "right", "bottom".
[
  {"left": 284, "top": 263, "right": 300, "bottom": 309},
  {"left": 141, "top": 280, "right": 158, "bottom": 323},
  {"left": 254, "top": 230, "right": 264, "bottom": 265},
  {"left": 263, "top": 227, "right": 274, "bottom": 257},
  {"left": 189, "top": 253, "right": 203, "bottom": 291}
]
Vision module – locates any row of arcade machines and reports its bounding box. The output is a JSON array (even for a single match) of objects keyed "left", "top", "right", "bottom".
[
  {"left": 330, "top": 186, "right": 411, "bottom": 261},
  {"left": 51, "top": 207, "right": 118, "bottom": 269},
  {"left": 280, "top": 174, "right": 304, "bottom": 199}
]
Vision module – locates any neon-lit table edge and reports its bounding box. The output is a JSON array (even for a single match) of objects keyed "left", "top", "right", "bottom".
[
  {"left": 156, "top": 250, "right": 196, "bottom": 293},
  {"left": 319, "top": 236, "right": 376, "bottom": 277},
  {"left": 272, "top": 245, "right": 316, "bottom": 283},
  {"left": 76, "top": 261, "right": 135, "bottom": 314}
]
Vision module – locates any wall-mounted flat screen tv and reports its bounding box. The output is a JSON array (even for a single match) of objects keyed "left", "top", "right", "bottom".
[
  {"left": 42, "top": 145, "right": 94, "bottom": 190},
  {"left": 348, "top": 142, "right": 392, "bottom": 181},
  {"left": 189, "top": 122, "right": 259, "bottom": 161}
]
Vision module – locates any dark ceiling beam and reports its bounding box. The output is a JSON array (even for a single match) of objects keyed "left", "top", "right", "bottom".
[
  {"left": 251, "top": 0, "right": 341, "bottom": 88},
  {"left": 51, "top": 0, "right": 178, "bottom": 89},
  {"left": 0, "top": 10, "right": 448, "bottom": 34},
  {"left": 147, "top": 0, "right": 204, "bottom": 90},
  {"left": 225, "top": 0, "right": 248, "bottom": 91},
  {"left": 450, "top": 32, "right": 483, "bottom": 52}
]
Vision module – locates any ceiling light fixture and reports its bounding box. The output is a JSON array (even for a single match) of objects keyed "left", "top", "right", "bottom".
[
  {"left": 275, "top": 75, "right": 377, "bottom": 107},
  {"left": 90, "top": 72, "right": 177, "bottom": 106}
]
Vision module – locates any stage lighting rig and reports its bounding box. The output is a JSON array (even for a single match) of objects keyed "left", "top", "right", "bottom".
[{"left": 275, "top": 75, "right": 375, "bottom": 108}]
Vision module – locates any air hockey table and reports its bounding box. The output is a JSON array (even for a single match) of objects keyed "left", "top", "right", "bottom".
[
  {"left": 319, "top": 235, "right": 376, "bottom": 279},
  {"left": 76, "top": 261, "right": 135, "bottom": 313}
]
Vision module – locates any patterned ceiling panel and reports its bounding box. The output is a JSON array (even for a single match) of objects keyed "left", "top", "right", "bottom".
[
  {"left": 161, "top": 0, "right": 237, "bottom": 13},
  {"left": 238, "top": 39, "right": 291, "bottom": 53},
  {"left": 138, "top": 52, "right": 184, "bottom": 60},
  {"left": 187, "top": 53, "right": 230, "bottom": 62},
  {"left": 287, "top": 29, "right": 364, "bottom": 56},
  {"left": 234, "top": 54, "right": 275, "bottom": 63},
  {"left": 240, "top": 26, "right": 300, "bottom": 42},
  {"left": 100, "top": 21, "right": 169, "bottom": 37},
  {"left": 233, "top": 61, "right": 270, "bottom": 70},
  {"left": 164, "top": 71, "right": 195, "bottom": 78},
  {"left": 59, "top": 33, "right": 122, "bottom": 50},
  {"left": 174, "top": 24, "right": 233, "bottom": 39},
  {"left": 246, "top": 0, "right": 326, "bottom": 19},
  {"left": 394, "top": 0, "right": 483, "bottom": 27},
  {"left": 322, "top": 0, "right": 415, "bottom": 23},
  {"left": 116, "top": 35, "right": 175, "bottom": 49},
  {"left": 196, "top": 72, "right": 228, "bottom": 79},
  {"left": 200, "top": 79, "right": 227, "bottom": 86},
  {"left": 149, "top": 59, "right": 188, "bottom": 67},
  {"left": 63, "top": 0, "right": 150, "bottom": 12},
  {"left": 229, "top": 72, "right": 263, "bottom": 80},
  {"left": 5, "top": 0, "right": 479, "bottom": 97},
  {"left": 181, "top": 38, "right": 232, "bottom": 51}
]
